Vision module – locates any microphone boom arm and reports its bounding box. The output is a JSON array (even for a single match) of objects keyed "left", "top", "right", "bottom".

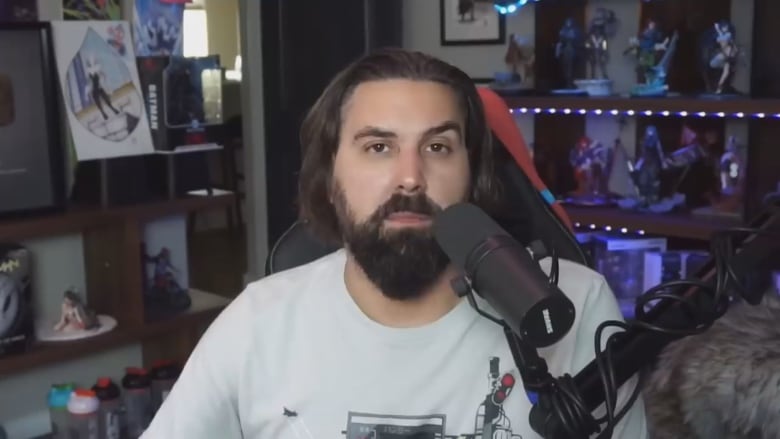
[{"left": 523, "top": 200, "right": 780, "bottom": 438}]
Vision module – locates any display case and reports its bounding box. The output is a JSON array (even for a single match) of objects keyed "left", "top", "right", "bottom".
[{"left": 492, "top": 0, "right": 780, "bottom": 249}]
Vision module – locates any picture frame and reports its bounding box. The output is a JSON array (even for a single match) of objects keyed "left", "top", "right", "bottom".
[
  {"left": 0, "top": 22, "right": 67, "bottom": 218},
  {"left": 440, "top": 0, "right": 506, "bottom": 46}
]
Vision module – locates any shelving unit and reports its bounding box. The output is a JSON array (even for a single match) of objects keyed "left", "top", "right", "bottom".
[
  {"left": 0, "top": 193, "right": 236, "bottom": 377},
  {"left": 501, "top": 0, "right": 780, "bottom": 245}
]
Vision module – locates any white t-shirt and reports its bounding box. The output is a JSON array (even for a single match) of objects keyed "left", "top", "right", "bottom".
[{"left": 142, "top": 249, "right": 647, "bottom": 438}]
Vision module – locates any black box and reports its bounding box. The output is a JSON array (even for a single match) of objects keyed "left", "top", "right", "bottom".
[
  {"left": 0, "top": 244, "right": 33, "bottom": 357},
  {"left": 136, "top": 55, "right": 225, "bottom": 152}
]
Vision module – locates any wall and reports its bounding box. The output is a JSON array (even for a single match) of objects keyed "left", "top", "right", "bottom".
[
  {"left": 205, "top": 0, "right": 240, "bottom": 69},
  {"left": 0, "top": 3, "right": 142, "bottom": 438},
  {"left": 403, "top": 0, "right": 754, "bottom": 161}
]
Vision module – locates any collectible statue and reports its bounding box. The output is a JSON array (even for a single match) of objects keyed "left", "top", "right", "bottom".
[
  {"left": 715, "top": 135, "right": 746, "bottom": 212},
  {"left": 502, "top": 33, "right": 535, "bottom": 87},
  {"left": 143, "top": 246, "right": 192, "bottom": 312},
  {"left": 567, "top": 135, "right": 614, "bottom": 205},
  {"left": 585, "top": 8, "right": 617, "bottom": 80},
  {"left": 665, "top": 125, "right": 708, "bottom": 170},
  {"left": 625, "top": 19, "right": 679, "bottom": 97},
  {"left": 53, "top": 288, "right": 100, "bottom": 333},
  {"left": 699, "top": 20, "right": 740, "bottom": 96},
  {"left": 630, "top": 125, "right": 667, "bottom": 205},
  {"left": 554, "top": 18, "right": 586, "bottom": 92}
]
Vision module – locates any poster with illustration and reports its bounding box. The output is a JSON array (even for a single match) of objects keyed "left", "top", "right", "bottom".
[
  {"left": 0, "top": 0, "right": 38, "bottom": 21},
  {"left": 63, "top": 0, "right": 121, "bottom": 20},
  {"left": 51, "top": 20, "right": 154, "bottom": 161},
  {"left": 133, "top": 0, "right": 185, "bottom": 56}
]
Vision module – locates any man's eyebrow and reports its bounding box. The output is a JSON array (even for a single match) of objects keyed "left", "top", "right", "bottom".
[
  {"left": 422, "top": 120, "right": 462, "bottom": 140},
  {"left": 353, "top": 126, "right": 397, "bottom": 141},
  {"left": 351, "top": 121, "right": 463, "bottom": 142}
]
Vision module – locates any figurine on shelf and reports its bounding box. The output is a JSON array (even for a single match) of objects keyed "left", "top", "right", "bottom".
[
  {"left": 716, "top": 135, "right": 746, "bottom": 210},
  {"left": 566, "top": 135, "right": 614, "bottom": 206},
  {"left": 699, "top": 20, "right": 741, "bottom": 97},
  {"left": 665, "top": 125, "right": 708, "bottom": 170},
  {"left": 585, "top": 8, "right": 617, "bottom": 80},
  {"left": 53, "top": 288, "right": 100, "bottom": 333},
  {"left": 627, "top": 126, "right": 667, "bottom": 206},
  {"left": 492, "top": 34, "right": 535, "bottom": 93},
  {"left": 143, "top": 246, "right": 192, "bottom": 312},
  {"left": 553, "top": 18, "right": 586, "bottom": 93},
  {"left": 625, "top": 19, "right": 679, "bottom": 97},
  {"left": 573, "top": 8, "right": 618, "bottom": 96}
]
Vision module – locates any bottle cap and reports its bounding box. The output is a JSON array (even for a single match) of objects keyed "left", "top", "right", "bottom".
[
  {"left": 150, "top": 360, "right": 181, "bottom": 380},
  {"left": 47, "top": 383, "right": 74, "bottom": 409},
  {"left": 122, "top": 367, "right": 151, "bottom": 389},
  {"left": 67, "top": 389, "right": 99, "bottom": 415},
  {"left": 92, "top": 377, "right": 121, "bottom": 401}
]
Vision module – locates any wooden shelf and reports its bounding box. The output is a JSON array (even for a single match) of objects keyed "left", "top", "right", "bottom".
[
  {"left": 501, "top": 95, "right": 780, "bottom": 116},
  {"left": 564, "top": 206, "right": 742, "bottom": 241},
  {"left": 0, "top": 193, "right": 235, "bottom": 242},
  {"left": 0, "top": 289, "right": 231, "bottom": 377}
]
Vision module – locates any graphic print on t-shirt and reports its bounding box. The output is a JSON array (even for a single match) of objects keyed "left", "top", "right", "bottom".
[{"left": 339, "top": 357, "right": 521, "bottom": 438}]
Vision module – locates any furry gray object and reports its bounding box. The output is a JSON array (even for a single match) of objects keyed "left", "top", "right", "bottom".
[{"left": 643, "top": 291, "right": 780, "bottom": 439}]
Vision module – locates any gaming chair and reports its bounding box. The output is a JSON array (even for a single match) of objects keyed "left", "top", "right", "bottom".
[{"left": 264, "top": 87, "right": 587, "bottom": 276}]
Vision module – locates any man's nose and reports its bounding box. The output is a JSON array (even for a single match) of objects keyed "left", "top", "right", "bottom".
[{"left": 393, "top": 148, "right": 426, "bottom": 195}]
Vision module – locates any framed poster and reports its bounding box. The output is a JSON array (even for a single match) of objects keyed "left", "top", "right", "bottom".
[
  {"left": 51, "top": 20, "right": 155, "bottom": 161},
  {"left": 440, "top": 0, "right": 506, "bottom": 46},
  {"left": 0, "top": 22, "right": 67, "bottom": 217}
]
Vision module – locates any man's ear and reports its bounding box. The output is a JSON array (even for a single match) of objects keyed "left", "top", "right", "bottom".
[{"left": 0, "top": 74, "right": 14, "bottom": 127}]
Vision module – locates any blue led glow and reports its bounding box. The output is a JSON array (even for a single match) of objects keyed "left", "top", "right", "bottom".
[
  {"left": 494, "top": 0, "right": 540, "bottom": 15},
  {"left": 507, "top": 107, "right": 780, "bottom": 119}
]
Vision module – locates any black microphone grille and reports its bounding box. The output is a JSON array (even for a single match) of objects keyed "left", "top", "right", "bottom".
[{"left": 432, "top": 202, "right": 511, "bottom": 269}]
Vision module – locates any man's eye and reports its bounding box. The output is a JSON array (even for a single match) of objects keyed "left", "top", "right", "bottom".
[
  {"left": 427, "top": 143, "right": 450, "bottom": 153},
  {"left": 366, "top": 143, "right": 389, "bottom": 153}
]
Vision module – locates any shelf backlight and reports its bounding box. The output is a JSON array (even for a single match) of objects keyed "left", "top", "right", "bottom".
[{"left": 509, "top": 107, "right": 780, "bottom": 119}]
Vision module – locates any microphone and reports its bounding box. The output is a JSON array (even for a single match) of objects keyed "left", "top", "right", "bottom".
[{"left": 433, "top": 202, "right": 576, "bottom": 348}]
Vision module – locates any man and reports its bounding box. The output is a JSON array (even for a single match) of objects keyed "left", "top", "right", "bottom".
[{"left": 142, "top": 48, "right": 647, "bottom": 438}]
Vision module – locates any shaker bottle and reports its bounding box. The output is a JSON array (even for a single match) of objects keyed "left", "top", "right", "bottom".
[
  {"left": 121, "top": 367, "right": 152, "bottom": 439},
  {"left": 67, "top": 389, "right": 100, "bottom": 439},
  {"left": 149, "top": 360, "right": 180, "bottom": 413},
  {"left": 47, "top": 382, "right": 74, "bottom": 439},
  {"left": 92, "top": 377, "right": 122, "bottom": 439}
]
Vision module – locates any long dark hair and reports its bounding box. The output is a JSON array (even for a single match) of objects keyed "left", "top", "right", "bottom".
[{"left": 297, "top": 48, "right": 502, "bottom": 243}]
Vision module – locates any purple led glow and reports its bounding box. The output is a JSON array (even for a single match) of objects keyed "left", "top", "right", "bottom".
[{"left": 508, "top": 107, "right": 777, "bottom": 119}]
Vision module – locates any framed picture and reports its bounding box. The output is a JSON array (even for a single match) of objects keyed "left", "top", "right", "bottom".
[
  {"left": 0, "top": 22, "right": 67, "bottom": 217},
  {"left": 440, "top": 0, "right": 506, "bottom": 46}
]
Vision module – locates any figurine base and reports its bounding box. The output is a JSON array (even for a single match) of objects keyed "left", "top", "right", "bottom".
[
  {"left": 488, "top": 81, "right": 535, "bottom": 96},
  {"left": 36, "top": 315, "right": 117, "bottom": 342},
  {"left": 573, "top": 79, "right": 613, "bottom": 97},
  {"left": 563, "top": 194, "right": 616, "bottom": 207},
  {"left": 698, "top": 93, "right": 742, "bottom": 100},
  {"left": 551, "top": 88, "right": 589, "bottom": 96},
  {"left": 690, "top": 204, "right": 742, "bottom": 220}
]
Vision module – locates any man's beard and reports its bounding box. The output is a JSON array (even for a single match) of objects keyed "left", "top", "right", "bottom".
[{"left": 332, "top": 184, "right": 452, "bottom": 301}]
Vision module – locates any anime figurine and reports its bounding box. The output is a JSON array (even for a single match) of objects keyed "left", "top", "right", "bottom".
[
  {"left": 554, "top": 18, "right": 586, "bottom": 90},
  {"left": 143, "top": 246, "right": 191, "bottom": 312},
  {"left": 53, "top": 288, "right": 100, "bottom": 333},
  {"left": 630, "top": 126, "right": 667, "bottom": 205},
  {"left": 714, "top": 135, "right": 746, "bottom": 212},
  {"left": 665, "top": 125, "right": 708, "bottom": 170},
  {"left": 699, "top": 20, "right": 740, "bottom": 96},
  {"left": 568, "top": 135, "right": 614, "bottom": 205},
  {"left": 625, "top": 19, "right": 679, "bottom": 96},
  {"left": 503, "top": 34, "right": 535, "bottom": 86},
  {"left": 585, "top": 8, "right": 617, "bottom": 80},
  {"left": 84, "top": 53, "right": 121, "bottom": 120}
]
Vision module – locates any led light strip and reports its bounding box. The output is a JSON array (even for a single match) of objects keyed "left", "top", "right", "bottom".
[
  {"left": 575, "top": 222, "right": 646, "bottom": 236},
  {"left": 494, "top": 0, "right": 540, "bottom": 15},
  {"left": 508, "top": 107, "right": 780, "bottom": 119}
]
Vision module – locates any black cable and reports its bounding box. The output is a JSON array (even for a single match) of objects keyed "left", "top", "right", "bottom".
[{"left": 536, "top": 225, "right": 780, "bottom": 438}]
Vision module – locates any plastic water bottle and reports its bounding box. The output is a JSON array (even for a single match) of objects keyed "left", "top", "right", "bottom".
[
  {"left": 149, "top": 360, "right": 180, "bottom": 414},
  {"left": 47, "top": 383, "right": 74, "bottom": 439},
  {"left": 92, "top": 377, "right": 122, "bottom": 439},
  {"left": 67, "top": 389, "right": 100, "bottom": 439},
  {"left": 121, "top": 367, "right": 152, "bottom": 439}
]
